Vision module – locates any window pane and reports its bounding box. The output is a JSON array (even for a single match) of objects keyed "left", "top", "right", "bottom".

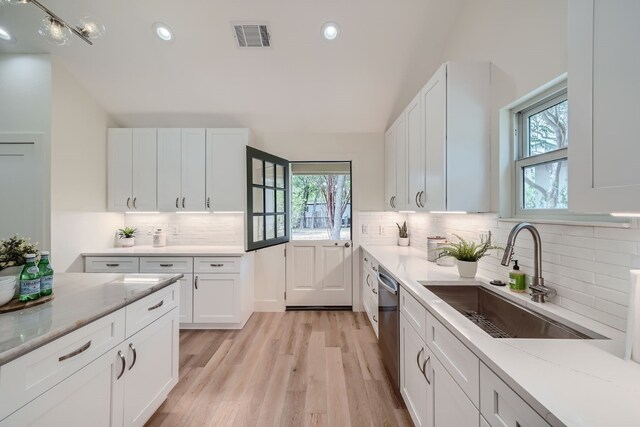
[
  {"left": 252, "top": 159, "right": 264, "bottom": 185},
  {"left": 265, "top": 162, "right": 275, "bottom": 187},
  {"left": 253, "top": 216, "right": 264, "bottom": 242},
  {"left": 253, "top": 188, "right": 264, "bottom": 213},
  {"left": 527, "top": 100, "right": 568, "bottom": 156},
  {"left": 265, "top": 189, "right": 275, "bottom": 213},
  {"left": 265, "top": 216, "right": 275, "bottom": 239},
  {"left": 276, "top": 165, "right": 285, "bottom": 188},
  {"left": 277, "top": 215, "right": 286, "bottom": 237},
  {"left": 276, "top": 190, "right": 285, "bottom": 213},
  {"left": 523, "top": 159, "right": 568, "bottom": 209}
]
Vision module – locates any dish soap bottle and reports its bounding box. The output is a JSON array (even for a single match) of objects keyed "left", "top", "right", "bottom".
[
  {"left": 38, "top": 251, "right": 54, "bottom": 297},
  {"left": 19, "top": 254, "right": 41, "bottom": 302},
  {"left": 509, "top": 260, "right": 526, "bottom": 293}
]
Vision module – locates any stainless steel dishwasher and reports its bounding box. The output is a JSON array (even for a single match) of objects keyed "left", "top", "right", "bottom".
[{"left": 377, "top": 265, "right": 399, "bottom": 391}]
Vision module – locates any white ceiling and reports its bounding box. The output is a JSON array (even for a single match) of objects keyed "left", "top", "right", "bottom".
[{"left": 0, "top": 0, "right": 465, "bottom": 133}]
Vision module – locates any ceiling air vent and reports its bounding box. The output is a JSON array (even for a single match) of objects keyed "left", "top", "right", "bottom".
[{"left": 232, "top": 23, "right": 271, "bottom": 48}]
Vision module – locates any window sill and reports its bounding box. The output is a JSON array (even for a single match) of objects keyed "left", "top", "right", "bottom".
[{"left": 499, "top": 217, "right": 632, "bottom": 228}]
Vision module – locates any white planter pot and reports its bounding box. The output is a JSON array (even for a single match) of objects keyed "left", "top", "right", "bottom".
[
  {"left": 398, "top": 237, "right": 410, "bottom": 247},
  {"left": 120, "top": 237, "right": 135, "bottom": 247},
  {"left": 456, "top": 260, "right": 478, "bottom": 278},
  {"left": 0, "top": 265, "right": 23, "bottom": 298}
]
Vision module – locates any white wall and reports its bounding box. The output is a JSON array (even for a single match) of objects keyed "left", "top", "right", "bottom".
[
  {"left": 252, "top": 132, "right": 385, "bottom": 311},
  {"left": 0, "top": 54, "right": 51, "bottom": 248},
  {"left": 50, "top": 59, "right": 123, "bottom": 272}
]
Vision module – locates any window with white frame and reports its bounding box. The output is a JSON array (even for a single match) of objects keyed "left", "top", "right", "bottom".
[{"left": 514, "top": 89, "right": 568, "bottom": 215}]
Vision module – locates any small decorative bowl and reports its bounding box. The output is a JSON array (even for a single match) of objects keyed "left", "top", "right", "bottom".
[{"left": 0, "top": 276, "right": 17, "bottom": 306}]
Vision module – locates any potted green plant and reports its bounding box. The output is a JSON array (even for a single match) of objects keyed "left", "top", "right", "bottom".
[
  {"left": 396, "top": 221, "right": 409, "bottom": 246},
  {"left": 438, "top": 232, "right": 501, "bottom": 278},
  {"left": 117, "top": 227, "right": 138, "bottom": 247},
  {"left": 0, "top": 235, "right": 39, "bottom": 298}
]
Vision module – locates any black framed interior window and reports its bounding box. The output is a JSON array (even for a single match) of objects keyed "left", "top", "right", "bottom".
[{"left": 246, "top": 146, "right": 290, "bottom": 251}]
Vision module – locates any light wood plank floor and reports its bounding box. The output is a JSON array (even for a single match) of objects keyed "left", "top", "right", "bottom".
[{"left": 146, "top": 311, "right": 412, "bottom": 427}]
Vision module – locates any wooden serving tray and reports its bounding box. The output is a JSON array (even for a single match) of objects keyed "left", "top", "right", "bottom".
[{"left": 0, "top": 295, "right": 54, "bottom": 314}]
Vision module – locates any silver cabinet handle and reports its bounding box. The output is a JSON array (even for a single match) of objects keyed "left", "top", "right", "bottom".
[
  {"left": 210, "top": 263, "right": 224, "bottom": 267},
  {"left": 415, "top": 192, "right": 420, "bottom": 207},
  {"left": 106, "top": 263, "right": 119, "bottom": 267},
  {"left": 366, "top": 274, "right": 371, "bottom": 287},
  {"left": 176, "top": 197, "right": 179, "bottom": 209},
  {"left": 128, "top": 343, "right": 137, "bottom": 370},
  {"left": 147, "top": 300, "right": 164, "bottom": 311},
  {"left": 372, "top": 288, "right": 378, "bottom": 295},
  {"left": 195, "top": 276, "right": 198, "bottom": 290},
  {"left": 159, "top": 263, "right": 174, "bottom": 267},
  {"left": 206, "top": 197, "right": 211, "bottom": 209},
  {"left": 126, "top": 197, "right": 131, "bottom": 209},
  {"left": 422, "top": 355, "right": 431, "bottom": 385},
  {"left": 133, "top": 197, "right": 137, "bottom": 209},
  {"left": 116, "top": 350, "right": 126, "bottom": 380},
  {"left": 182, "top": 197, "right": 185, "bottom": 208},
  {"left": 420, "top": 191, "right": 425, "bottom": 208},
  {"left": 417, "top": 347, "right": 424, "bottom": 374},
  {"left": 58, "top": 340, "right": 91, "bottom": 362},
  {"left": 372, "top": 314, "right": 377, "bottom": 323}
]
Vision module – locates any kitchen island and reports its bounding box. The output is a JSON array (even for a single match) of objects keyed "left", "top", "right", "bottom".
[{"left": 0, "top": 272, "right": 182, "bottom": 426}]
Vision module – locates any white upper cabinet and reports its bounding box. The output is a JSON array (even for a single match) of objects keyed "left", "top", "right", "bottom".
[
  {"left": 206, "top": 129, "right": 249, "bottom": 212},
  {"left": 568, "top": 0, "right": 640, "bottom": 212},
  {"left": 157, "top": 128, "right": 206, "bottom": 212},
  {"left": 385, "top": 114, "right": 408, "bottom": 211},
  {"left": 108, "top": 128, "right": 157, "bottom": 212},
  {"left": 386, "top": 62, "right": 490, "bottom": 213}
]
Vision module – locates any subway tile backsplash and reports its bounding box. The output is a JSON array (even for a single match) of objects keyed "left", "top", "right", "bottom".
[
  {"left": 124, "top": 213, "right": 244, "bottom": 246},
  {"left": 360, "top": 211, "right": 635, "bottom": 332}
]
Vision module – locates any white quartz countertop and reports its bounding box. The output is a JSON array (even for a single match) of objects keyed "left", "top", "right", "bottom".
[
  {"left": 362, "top": 245, "right": 640, "bottom": 427},
  {"left": 81, "top": 245, "right": 246, "bottom": 257},
  {"left": 0, "top": 272, "right": 182, "bottom": 366}
]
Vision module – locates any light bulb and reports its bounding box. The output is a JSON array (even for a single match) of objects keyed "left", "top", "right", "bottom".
[
  {"left": 76, "top": 15, "right": 105, "bottom": 39},
  {"left": 322, "top": 22, "right": 340, "bottom": 40},
  {"left": 38, "top": 16, "right": 71, "bottom": 46},
  {"left": 153, "top": 22, "right": 174, "bottom": 42}
]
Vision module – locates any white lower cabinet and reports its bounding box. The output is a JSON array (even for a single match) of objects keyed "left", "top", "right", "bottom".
[
  {"left": 1, "top": 346, "right": 124, "bottom": 427},
  {"left": 193, "top": 274, "right": 240, "bottom": 323},
  {"left": 431, "top": 355, "right": 479, "bottom": 427},
  {"left": 178, "top": 274, "right": 194, "bottom": 323},
  {"left": 400, "top": 314, "right": 430, "bottom": 427}
]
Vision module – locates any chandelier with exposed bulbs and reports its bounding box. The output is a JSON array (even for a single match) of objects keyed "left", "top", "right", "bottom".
[{"left": 0, "top": 0, "right": 104, "bottom": 46}]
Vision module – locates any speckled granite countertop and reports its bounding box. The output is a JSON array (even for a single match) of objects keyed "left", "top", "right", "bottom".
[{"left": 0, "top": 272, "right": 183, "bottom": 366}]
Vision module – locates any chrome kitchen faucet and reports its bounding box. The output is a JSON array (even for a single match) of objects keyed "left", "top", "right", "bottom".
[{"left": 501, "top": 222, "right": 556, "bottom": 303}]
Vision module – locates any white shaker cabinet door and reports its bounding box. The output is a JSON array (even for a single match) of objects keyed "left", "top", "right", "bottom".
[
  {"left": 400, "top": 314, "right": 431, "bottom": 427},
  {"left": 569, "top": 0, "right": 640, "bottom": 212},
  {"left": 0, "top": 346, "right": 125, "bottom": 427},
  {"left": 131, "top": 128, "right": 157, "bottom": 211},
  {"left": 179, "top": 274, "right": 194, "bottom": 324},
  {"left": 422, "top": 65, "right": 447, "bottom": 212},
  {"left": 157, "top": 128, "right": 183, "bottom": 212},
  {"left": 123, "top": 309, "right": 179, "bottom": 427},
  {"left": 385, "top": 125, "right": 397, "bottom": 211},
  {"left": 394, "top": 113, "right": 408, "bottom": 211},
  {"left": 193, "top": 274, "right": 240, "bottom": 323},
  {"left": 431, "top": 355, "right": 479, "bottom": 427},
  {"left": 406, "top": 93, "right": 425, "bottom": 210},
  {"left": 108, "top": 128, "right": 133, "bottom": 212},
  {"left": 206, "top": 129, "right": 248, "bottom": 212},
  {"left": 181, "top": 128, "right": 206, "bottom": 211}
]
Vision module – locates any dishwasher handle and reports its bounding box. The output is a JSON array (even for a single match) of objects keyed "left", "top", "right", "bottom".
[{"left": 377, "top": 272, "right": 398, "bottom": 295}]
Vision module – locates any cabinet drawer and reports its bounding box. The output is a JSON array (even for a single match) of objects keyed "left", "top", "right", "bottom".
[
  {"left": 194, "top": 257, "right": 240, "bottom": 273},
  {"left": 84, "top": 257, "right": 139, "bottom": 273},
  {"left": 426, "top": 311, "right": 479, "bottom": 407},
  {"left": 480, "top": 363, "right": 550, "bottom": 427},
  {"left": 140, "top": 257, "right": 193, "bottom": 273},
  {"left": 125, "top": 283, "right": 179, "bottom": 336},
  {"left": 362, "top": 251, "right": 378, "bottom": 272},
  {"left": 0, "top": 310, "right": 125, "bottom": 421},
  {"left": 400, "top": 287, "right": 427, "bottom": 338}
]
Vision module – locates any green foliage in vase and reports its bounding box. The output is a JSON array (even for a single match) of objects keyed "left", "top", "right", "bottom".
[
  {"left": 117, "top": 227, "right": 138, "bottom": 239},
  {"left": 438, "top": 232, "right": 501, "bottom": 262},
  {"left": 0, "top": 234, "right": 39, "bottom": 270},
  {"left": 396, "top": 221, "right": 408, "bottom": 238}
]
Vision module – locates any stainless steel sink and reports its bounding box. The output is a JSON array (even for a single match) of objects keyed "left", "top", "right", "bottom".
[{"left": 423, "top": 285, "right": 606, "bottom": 339}]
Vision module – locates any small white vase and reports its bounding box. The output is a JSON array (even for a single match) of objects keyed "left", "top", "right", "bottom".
[
  {"left": 398, "top": 237, "right": 410, "bottom": 247},
  {"left": 0, "top": 265, "right": 23, "bottom": 298},
  {"left": 456, "top": 260, "right": 478, "bottom": 278},
  {"left": 120, "top": 237, "right": 135, "bottom": 248}
]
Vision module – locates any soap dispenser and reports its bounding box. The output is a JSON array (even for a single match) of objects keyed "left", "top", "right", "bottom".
[{"left": 509, "top": 260, "right": 526, "bottom": 293}]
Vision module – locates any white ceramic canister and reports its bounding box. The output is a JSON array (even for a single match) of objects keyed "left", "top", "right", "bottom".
[
  {"left": 153, "top": 229, "right": 167, "bottom": 247},
  {"left": 427, "top": 236, "right": 447, "bottom": 262}
]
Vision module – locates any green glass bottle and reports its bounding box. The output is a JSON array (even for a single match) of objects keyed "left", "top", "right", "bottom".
[
  {"left": 19, "top": 254, "right": 41, "bottom": 302},
  {"left": 38, "top": 251, "right": 53, "bottom": 296}
]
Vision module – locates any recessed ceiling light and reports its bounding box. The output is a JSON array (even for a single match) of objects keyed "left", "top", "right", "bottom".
[
  {"left": 322, "top": 22, "right": 340, "bottom": 41},
  {"left": 0, "top": 26, "right": 13, "bottom": 42},
  {"left": 153, "top": 22, "right": 173, "bottom": 42}
]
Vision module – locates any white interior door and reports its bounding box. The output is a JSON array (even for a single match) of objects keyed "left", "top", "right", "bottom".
[
  {"left": 285, "top": 240, "right": 353, "bottom": 306},
  {"left": 0, "top": 142, "right": 41, "bottom": 242}
]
